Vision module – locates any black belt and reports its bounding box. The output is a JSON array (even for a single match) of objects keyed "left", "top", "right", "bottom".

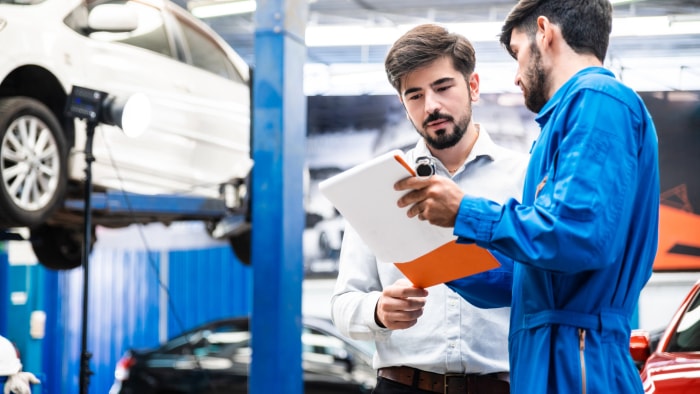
[{"left": 377, "top": 366, "right": 509, "bottom": 394}]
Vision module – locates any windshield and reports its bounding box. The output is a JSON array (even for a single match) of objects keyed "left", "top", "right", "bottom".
[{"left": 667, "top": 289, "right": 700, "bottom": 352}]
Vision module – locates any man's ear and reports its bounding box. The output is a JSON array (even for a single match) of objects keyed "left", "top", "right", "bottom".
[
  {"left": 469, "top": 72, "right": 480, "bottom": 102},
  {"left": 537, "top": 16, "right": 554, "bottom": 48}
]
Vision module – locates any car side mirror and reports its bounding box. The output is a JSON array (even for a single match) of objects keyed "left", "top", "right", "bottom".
[
  {"left": 331, "top": 349, "right": 354, "bottom": 373},
  {"left": 88, "top": 4, "right": 139, "bottom": 33},
  {"left": 630, "top": 329, "right": 651, "bottom": 368}
]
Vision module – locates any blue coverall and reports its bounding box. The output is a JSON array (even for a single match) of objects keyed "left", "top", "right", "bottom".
[{"left": 447, "top": 67, "right": 660, "bottom": 393}]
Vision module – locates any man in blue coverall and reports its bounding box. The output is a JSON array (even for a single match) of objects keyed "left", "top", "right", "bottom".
[{"left": 395, "top": 0, "right": 660, "bottom": 393}]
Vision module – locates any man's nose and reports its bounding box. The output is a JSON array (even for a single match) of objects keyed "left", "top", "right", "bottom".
[{"left": 424, "top": 90, "right": 441, "bottom": 114}]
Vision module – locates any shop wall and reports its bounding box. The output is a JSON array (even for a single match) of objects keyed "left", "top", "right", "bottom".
[{"left": 2, "top": 223, "right": 252, "bottom": 394}]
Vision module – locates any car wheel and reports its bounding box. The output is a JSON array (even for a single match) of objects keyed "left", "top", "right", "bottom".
[
  {"left": 30, "top": 224, "right": 94, "bottom": 270},
  {"left": 0, "top": 97, "right": 67, "bottom": 227}
]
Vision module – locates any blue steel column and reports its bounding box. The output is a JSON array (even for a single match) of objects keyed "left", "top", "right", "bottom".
[{"left": 250, "top": 1, "right": 307, "bottom": 393}]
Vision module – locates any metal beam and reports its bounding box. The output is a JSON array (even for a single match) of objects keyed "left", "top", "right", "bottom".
[{"left": 250, "top": 1, "right": 308, "bottom": 393}]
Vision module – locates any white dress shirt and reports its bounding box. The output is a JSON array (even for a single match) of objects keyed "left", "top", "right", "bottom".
[{"left": 330, "top": 127, "right": 528, "bottom": 374}]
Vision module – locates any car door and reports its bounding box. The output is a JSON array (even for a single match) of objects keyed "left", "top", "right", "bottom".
[
  {"left": 74, "top": 0, "right": 251, "bottom": 198},
  {"left": 165, "top": 7, "right": 252, "bottom": 191},
  {"left": 301, "top": 327, "right": 374, "bottom": 393}
]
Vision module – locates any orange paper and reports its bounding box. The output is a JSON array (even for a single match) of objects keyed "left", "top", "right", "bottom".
[{"left": 394, "top": 240, "right": 500, "bottom": 288}]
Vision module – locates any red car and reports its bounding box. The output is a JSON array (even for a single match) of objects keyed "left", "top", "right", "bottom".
[{"left": 630, "top": 279, "right": 700, "bottom": 393}]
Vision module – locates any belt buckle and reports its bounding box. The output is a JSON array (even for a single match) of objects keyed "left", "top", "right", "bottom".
[{"left": 443, "top": 373, "right": 466, "bottom": 394}]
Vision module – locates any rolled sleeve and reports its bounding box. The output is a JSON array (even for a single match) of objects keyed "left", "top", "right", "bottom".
[{"left": 455, "top": 196, "right": 503, "bottom": 245}]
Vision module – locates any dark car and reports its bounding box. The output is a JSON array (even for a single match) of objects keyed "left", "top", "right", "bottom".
[
  {"left": 630, "top": 279, "right": 700, "bottom": 393},
  {"left": 109, "top": 315, "right": 376, "bottom": 394}
]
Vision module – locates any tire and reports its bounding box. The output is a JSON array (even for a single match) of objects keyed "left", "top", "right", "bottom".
[
  {"left": 229, "top": 229, "right": 251, "bottom": 265},
  {"left": 0, "top": 97, "right": 67, "bottom": 227},
  {"left": 30, "top": 224, "right": 94, "bottom": 270}
]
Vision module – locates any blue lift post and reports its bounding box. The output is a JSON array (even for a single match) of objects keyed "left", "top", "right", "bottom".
[{"left": 251, "top": 1, "right": 308, "bottom": 393}]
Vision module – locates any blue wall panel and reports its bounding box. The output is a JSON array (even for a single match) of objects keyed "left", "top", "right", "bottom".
[
  {"left": 46, "top": 249, "right": 162, "bottom": 394},
  {"left": 2, "top": 234, "right": 252, "bottom": 394},
  {"left": 0, "top": 248, "right": 7, "bottom": 336},
  {"left": 167, "top": 246, "right": 252, "bottom": 338}
]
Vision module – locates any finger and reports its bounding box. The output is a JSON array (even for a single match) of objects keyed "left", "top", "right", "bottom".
[
  {"left": 397, "top": 190, "right": 421, "bottom": 209},
  {"left": 384, "top": 284, "right": 428, "bottom": 298},
  {"left": 383, "top": 308, "right": 424, "bottom": 329},
  {"left": 404, "top": 200, "right": 424, "bottom": 218},
  {"left": 394, "top": 176, "right": 429, "bottom": 191}
]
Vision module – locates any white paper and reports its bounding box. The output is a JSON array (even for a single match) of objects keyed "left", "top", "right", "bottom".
[{"left": 319, "top": 149, "right": 456, "bottom": 263}]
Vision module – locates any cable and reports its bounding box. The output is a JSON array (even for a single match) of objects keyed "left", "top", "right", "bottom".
[{"left": 100, "top": 127, "right": 222, "bottom": 394}]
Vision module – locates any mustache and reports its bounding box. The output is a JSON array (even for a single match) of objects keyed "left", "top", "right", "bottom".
[{"left": 422, "top": 112, "right": 453, "bottom": 129}]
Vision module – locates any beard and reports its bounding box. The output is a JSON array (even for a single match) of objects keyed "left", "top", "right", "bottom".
[
  {"left": 522, "top": 42, "right": 549, "bottom": 113},
  {"left": 414, "top": 111, "right": 470, "bottom": 150}
]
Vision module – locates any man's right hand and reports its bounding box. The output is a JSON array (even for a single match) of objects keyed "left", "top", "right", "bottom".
[{"left": 375, "top": 278, "right": 428, "bottom": 330}]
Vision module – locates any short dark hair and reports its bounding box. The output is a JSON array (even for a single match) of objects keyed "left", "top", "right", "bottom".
[
  {"left": 385, "top": 24, "right": 476, "bottom": 93},
  {"left": 499, "top": 0, "right": 612, "bottom": 62}
]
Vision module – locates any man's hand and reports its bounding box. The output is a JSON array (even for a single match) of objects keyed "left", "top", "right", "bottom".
[
  {"left": 395, "top": 175, "right": 464, "bottom": 227},
  {"left": 375, "top": 279, "right": 428, "bottom": 330},
  {"left": 4, "top": 372, "right": 40, "bottom": 394}
]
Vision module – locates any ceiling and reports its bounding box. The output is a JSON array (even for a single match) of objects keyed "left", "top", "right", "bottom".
[{"left": 178, "top": 0, "right": 700, "bottom": 94}]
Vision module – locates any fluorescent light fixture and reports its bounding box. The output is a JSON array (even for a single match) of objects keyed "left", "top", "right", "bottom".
[
  {"left": 306, "top": 22, "right": 502, "bottom": 47},
  {"left": 613, "top": 15, "right": 700, "bottom": 37},
  {"left": 305, "top": 15, "right": 700, "bottom": 47},
  {"left": 189, "top": 0, "right": 256, "bottom": 19},
  {"left": 610, "top": 0, "right": 639, "bottom": 4}
]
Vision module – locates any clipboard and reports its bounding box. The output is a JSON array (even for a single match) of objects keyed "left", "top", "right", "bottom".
[{"left": 318, "top": 149, "right": 500, "bottom": 288}]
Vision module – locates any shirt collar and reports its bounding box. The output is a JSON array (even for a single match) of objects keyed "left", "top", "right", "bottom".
[{"left": 412, "top": 125, "right": 499, "bottom": 170}]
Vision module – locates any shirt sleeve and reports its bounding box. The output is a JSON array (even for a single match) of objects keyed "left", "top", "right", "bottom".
[
  {"left": 454, "top": 90, "right": 640, "bottom": 274},
  {"left": 330, "top": 223, "right": 391, "bottom": 341}
]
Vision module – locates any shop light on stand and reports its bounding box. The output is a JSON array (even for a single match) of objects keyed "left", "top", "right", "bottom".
[{"left": 64, "top": 86, "right": 150, "bottom": 394}]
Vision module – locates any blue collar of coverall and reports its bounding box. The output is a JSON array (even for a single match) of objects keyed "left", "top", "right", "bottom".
[{"left": 534, "top": 66, "right": 615, "bottom": 128}]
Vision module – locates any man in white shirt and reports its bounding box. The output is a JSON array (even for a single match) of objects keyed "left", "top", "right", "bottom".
[{"left": 331, "top": 24, "right": 528, "bottom": 394}]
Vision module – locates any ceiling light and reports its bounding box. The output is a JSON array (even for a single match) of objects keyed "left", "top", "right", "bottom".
[
  {"left": 610, "top": 0, "right": 640, "bottom": 4},
  {"left": 189, "top": 0, "right": 256, "bottom": 19},
  {"left": 305, "top": 15, "right": 700, "bottom": 48},
  {"left": 306, "top": 22, "right": 502, "bottom": 47},
  {"left": 612, "top": 15, "right": 700, "bottom": 37}
]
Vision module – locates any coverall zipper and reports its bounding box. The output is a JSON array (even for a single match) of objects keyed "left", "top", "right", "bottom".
[{"left": 579, "top": 328, "right": 587, "bottom": 394}]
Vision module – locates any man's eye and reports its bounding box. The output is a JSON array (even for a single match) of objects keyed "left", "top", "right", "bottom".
[{"left": 408, "top": 94, "right": 421, "bottom": 101}]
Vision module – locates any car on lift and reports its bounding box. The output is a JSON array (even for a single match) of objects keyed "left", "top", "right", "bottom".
[
  {"left": 108, "top": 315, "right": 376, "bottom": 394},
  {"left": 630, "top": 279, "right": 700, "bottom": 393},
  {"left": 0, "top": 0, "right": 252, "bottom": 269}
]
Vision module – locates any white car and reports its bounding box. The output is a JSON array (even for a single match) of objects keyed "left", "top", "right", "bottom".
[{"left": 0, "top": 0, "right": 252, "bottom": 269}]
